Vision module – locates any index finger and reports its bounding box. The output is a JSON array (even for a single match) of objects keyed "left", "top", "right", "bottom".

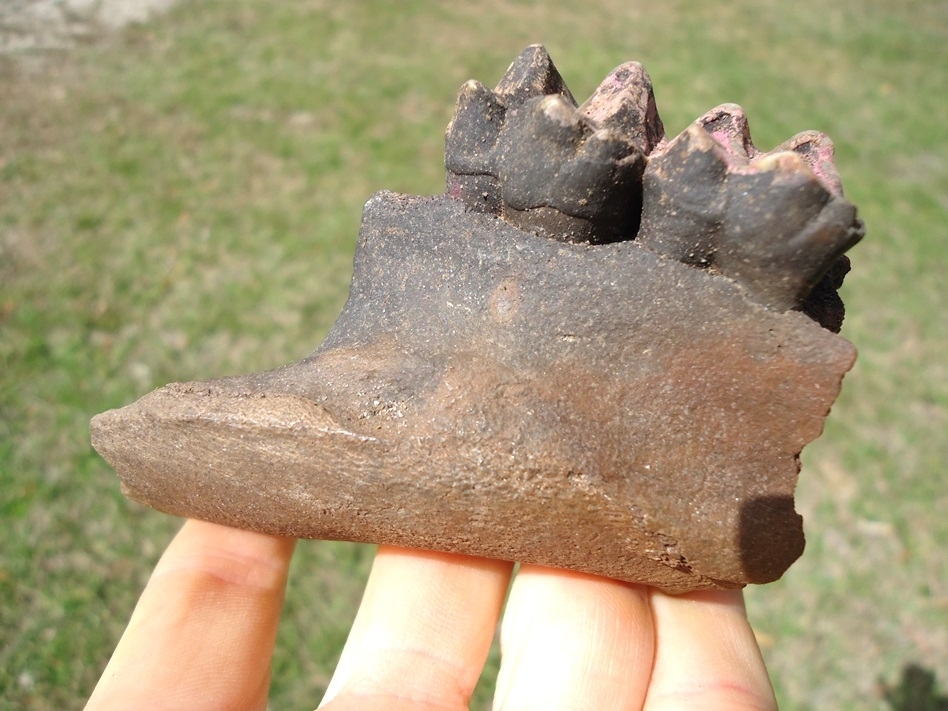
[{"left": 85, "top": 519, "right": 295, "bottom": 711}]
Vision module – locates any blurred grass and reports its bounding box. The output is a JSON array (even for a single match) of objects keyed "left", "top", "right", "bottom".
[{"left": 1, "top": 0, "right": 946, "bottom": 708}]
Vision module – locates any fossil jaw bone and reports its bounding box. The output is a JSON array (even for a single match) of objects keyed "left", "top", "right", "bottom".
[{"left": 91, "top": 46, "right": 863, "bottom": 593}]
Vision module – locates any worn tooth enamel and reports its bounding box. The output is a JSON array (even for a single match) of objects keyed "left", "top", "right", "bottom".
[
  {"left": 698, "top": 103, "right": 759, "bottom": 161},
  {"left": 493, "top": 44, "right": 576, "bottom": 107},
  {"left": 444, "top": 79, "right": 505, "bottom": 175},
  {"left": 578, "top": 61, "right": 665, "bottom": 155},
  {"left": 752, "top": 150, "right": 812, "bottom": 174},
  {"left": 773, "top": 131, "right": 844, "bottom": 197},
  {"left": 91, "top": 46, "right": 864, "bottom": 593},
  {"left": 536, "top": 93, "right": 583, "bottom": 130}
]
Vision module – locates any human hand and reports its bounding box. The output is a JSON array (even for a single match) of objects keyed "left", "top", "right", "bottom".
[{"left": 85, "top": 519, "right": 778, "bottom": 710}]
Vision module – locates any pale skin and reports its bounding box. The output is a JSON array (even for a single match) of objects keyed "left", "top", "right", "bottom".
[{"left": 85, "top": 519, "right": 778, "bottom": 710}]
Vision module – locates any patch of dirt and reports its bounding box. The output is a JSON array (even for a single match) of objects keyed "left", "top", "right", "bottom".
[{"left": 0, "top": 0, "right": 177, "bottom": 52}]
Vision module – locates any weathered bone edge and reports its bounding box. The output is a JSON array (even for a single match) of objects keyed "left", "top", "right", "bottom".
[{"left": 91, "top": 46, "right": 862, "bottom": 593}]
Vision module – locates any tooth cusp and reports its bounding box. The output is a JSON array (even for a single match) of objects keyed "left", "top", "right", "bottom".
[
  {"left": 444, "top": 80, "right": 506, "bottom": 176},
  {"left": 493, "top": 44, "right": 576, "bottom": 108},
  {"left": 775, "top": 131, "right": 844, "bottom": 197},
  {"left": 578, "top": 61, "right": 666, "bottom": 155},
  {"left": 697, "top": 103, "right": 759, "bottom": 162}
]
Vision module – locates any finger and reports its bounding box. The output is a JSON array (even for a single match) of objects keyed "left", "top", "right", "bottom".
[
  {"left": 319, "top": 546, "right": 514, "bottom": 711},
  {"left": 493, "top": 565, "right": 655, "bottom": 711},
  {"left": 643, "top": 588, "right": 777, "bottom": 711},
  {"left": 85, "top": 519, "right": 295, "bottom": 711}
]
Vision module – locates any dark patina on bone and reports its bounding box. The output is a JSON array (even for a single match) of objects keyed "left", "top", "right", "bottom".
[{"left": 91, "top": 46, "right": 863, "bottom": 592}]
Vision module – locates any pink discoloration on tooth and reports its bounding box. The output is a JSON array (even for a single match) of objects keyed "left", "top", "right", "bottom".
[
  {"left": 697, "top": 104, "right": 760, "bottom": 160},
  {"left": 579, "top": 61, "right": 665, "bottom": 155},
  {"left": 775, "top": 131, "right": 844, "bottom": 197}
]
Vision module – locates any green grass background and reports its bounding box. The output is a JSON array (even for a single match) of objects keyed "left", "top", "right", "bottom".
[{"left": 2, "top": 0, "right": 946, "bottom": 708}]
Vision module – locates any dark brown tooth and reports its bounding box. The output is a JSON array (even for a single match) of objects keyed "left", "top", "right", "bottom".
[
  {"left": 444, "top": 80, "right": 505, "bottom": 213},
  {"left": 637, "top": 124, "right": 729, "bottom": 265},
  {"left": 495, "top": 94, "right": 644, "bottom": 244},
  {"left": 578, "top": 61, "right": 665, "bottom": 156},
  {"left": 497, "top": 94, "right": 593, "bottom": 213},
  {"left": 639, "top": 113, "right": 862, "bottom": 318},
  {"left": 445, "top": 80, "right": 505, "bottom": 175},
  {"left": 493, "top": 44, "right": 576, "bottom": 108},
  {"left": 717, "top": 151, "right": 862, "bottom": 311}
]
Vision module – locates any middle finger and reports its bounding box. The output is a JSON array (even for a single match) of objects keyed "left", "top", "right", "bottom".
[{"left": 319, "top": 545, "right": 514, "bottom": 710}]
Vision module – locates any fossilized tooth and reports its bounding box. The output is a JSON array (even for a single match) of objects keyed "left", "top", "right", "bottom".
[{"left": 91, "top": 45, "right": 864, "bottom": 593}]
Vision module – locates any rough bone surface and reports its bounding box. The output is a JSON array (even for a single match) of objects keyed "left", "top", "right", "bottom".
[{"left": 91, "top": 45, "right": 863, "bottom": 592}]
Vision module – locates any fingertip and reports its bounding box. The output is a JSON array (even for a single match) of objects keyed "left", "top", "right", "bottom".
[
  {"left": 644, "top": 586, "right": 777, "bottom": 711},
  {"left": 494, "top": 566, "right": 655, "bottom": 711},
  {"left": 86, "top": 520, "right": 296, "bottom": 711},
  {"left": 155, "top": 519, "right": 296, "bottom": 591},
  {"left": 319, "top": 547, "right": 513, "bottom": 710}
]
